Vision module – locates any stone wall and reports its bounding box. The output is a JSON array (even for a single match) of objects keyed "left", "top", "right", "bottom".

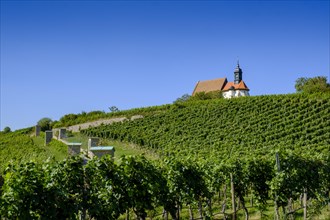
[
  {"left": 88, "top": 138, "right": 99, "bottom": 151},
  {"left": 90, "top": 147, "right": 115, "bottom": 159},
  {"left": 92, "top": 149, "right": 115, "bottom": 158},
  {"left": 68, "top": 143, "right": 81, "bottom": 156}
]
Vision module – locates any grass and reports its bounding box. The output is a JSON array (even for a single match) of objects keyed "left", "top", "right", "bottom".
[
  {"left": 117, "top": 194, "right": 330, "bottom": 220},
  {"left": 65, "top": 133, "right": 159, "bottom": 163},
  {"left": 64, "top": 133, "right": 89, "bottom": 150},
  {"left": 100, "top": 139, "right": 159, "bottom": 163}
]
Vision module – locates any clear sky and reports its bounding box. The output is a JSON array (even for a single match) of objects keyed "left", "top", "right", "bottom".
[{"left": 1, "top": 0, "right": 329, "bottom": 130}]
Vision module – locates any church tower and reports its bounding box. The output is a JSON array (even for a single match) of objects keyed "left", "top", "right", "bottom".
[{"left": 234, "top": 61, "right": 242, "bottom": 84}]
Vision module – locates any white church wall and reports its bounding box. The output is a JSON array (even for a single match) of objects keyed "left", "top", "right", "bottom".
[
  {"left": 223, "top": 90, "right": 250, "bottom": 99},
  {"left": 223, "top": 90, "right": 234, "bottom": 99}
]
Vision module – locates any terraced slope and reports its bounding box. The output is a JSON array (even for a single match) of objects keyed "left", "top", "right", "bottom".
[{"left": 82, "top": 93, "right": 330, "bottom": 160}]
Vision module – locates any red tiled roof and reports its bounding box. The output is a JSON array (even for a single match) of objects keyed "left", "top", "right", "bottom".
[
  {"left": 222, "top": 80, "right": 249, "bottom": 91},
  {"left": 192, "top": 78, "right": 227, "bottom": 96}
]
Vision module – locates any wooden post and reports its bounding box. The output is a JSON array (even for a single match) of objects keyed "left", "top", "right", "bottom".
[
  {"left": 176, "top": 204, "right": 180, "bottom": 220},
  {"left": 230, "top": 173, "right": 236, "bottom": 220},
  {"left": 207, "top": 198, "right": 213, "bottom": 219},
  {"left": 221, "top": 185, "right": 227, "bottom": 219},
  {"left": 198, "top": 199, "right": 203, "bottom": 219},
  {"left": 126, "top": 209, "right": 129, "bottom": 220},
  {"left": 274, "top": 153, "right": 281, "bottom": 220},
  {"left": 303, "top": 189, "right": 307, "bottom": 220},
  {"left": 188, "top": 204, "right": 194, "bottom": 220},
  {"left": 276, "top": 152, "right": 281, "bottom": 171},
  {"left": 163, "top": 209, "right": 168, "bottom": 220},
  {"left": 328, "top": 191, "right": 330, "bottom": 212}
]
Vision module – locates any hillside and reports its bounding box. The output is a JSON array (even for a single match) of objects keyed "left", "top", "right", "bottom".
[
  {"left": 82, "top": 93, "right": 330, "bottom": 161},
  {"left": 0, "top": 128, "right": 67, "bottom": 173},
  {"left": 2, "top": 93, "right": 328, "bottom": 169},
  {"left": 1, "top": 93, "right": 330, "bottom": 219}
]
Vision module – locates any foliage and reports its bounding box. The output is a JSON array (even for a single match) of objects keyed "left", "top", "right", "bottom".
[
  {"left": 163, "top": 159, "right": 210, "bottom": 219},
  {"left": 15, "top": 126, "right": 34, "bottom": 135},
  {"left": 37, "top": 117, "right": 53, "bottom": 132},
  {"left": 0, "top": 130, "right": 67, "bottom": 174},
  {"left": 268, "top": 152, "right": 329, "bottom": 218},
  {"left": 66, "top": 129, "right": 74, "bottom": 137},
  {"left": 295, "top": 76, "right": 330, "bottom": 93},
  {"left": 47, "top": 156, "right": 86, "bottom": 219},
  {"left": 173, "top": 94, "right": 191, "bottom": 104},
  {"left": 244, "top": 158, "right": 273, "bottom": 211},
  {"left": 1, "top": 93, "right": 330, "bottom": 218},
  {"left": 119, "top": 155, "right": 166, "bottom": 219},
  {"left": 0, "top": 157, "right": 85, "bottom": 219},
  {"left": 52, "top": 105, "right": 171, "bottom": 128},
  {"left": 0, "top": 162, "right": 47, "bottom": 219},
  {"left": 190, "top": 91, "right": 223, "bottom": 101},
  {"left": 109, "top": 106, "right": 119, "bottom": 112},
  {"left": 1, "top": 154, "right": 329, "bottom": 219},
  {"left": 82, "top": 93, "right": 330, "bottom": 162},
  {"left": 78, "top": 93, "right": 330, "bottom": 218},
  {"left": 2, "top": 127, "right": 11, "bottom": 134},
  {"left": 85, "top": 156, "right": 127, "bottom": 219}
]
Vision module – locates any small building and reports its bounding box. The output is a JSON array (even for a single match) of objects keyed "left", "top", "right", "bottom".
[{"left": 192, "top": 62, "right": 250, "bottom": 99}]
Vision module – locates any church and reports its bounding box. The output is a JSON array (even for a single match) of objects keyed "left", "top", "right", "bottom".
[{"left": 192, "top": 62, "right": 250, "bottom": 99}]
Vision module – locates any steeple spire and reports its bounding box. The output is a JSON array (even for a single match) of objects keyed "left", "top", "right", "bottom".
[{"left": 234, "top": 61, "right": 242, "bottom": 84}]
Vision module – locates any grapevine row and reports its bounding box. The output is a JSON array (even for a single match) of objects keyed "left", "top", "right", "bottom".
[
  {"left": 0, "top": 153, "right": 329, "bottom": 219},
  {"left": 81, "top": 94, "right": 330, "bottom": 161}
]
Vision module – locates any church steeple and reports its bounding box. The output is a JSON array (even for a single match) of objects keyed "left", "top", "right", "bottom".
[{"left": 234, "top": 61, "right": 242, "bottom": 84}]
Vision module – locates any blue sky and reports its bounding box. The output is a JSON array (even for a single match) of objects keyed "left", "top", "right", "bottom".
[{"left": 1, "top": 0, "right": 329, "bottom": 130}]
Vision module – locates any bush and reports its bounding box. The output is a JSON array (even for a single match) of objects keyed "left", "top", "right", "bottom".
[
  {"left": 173, "top": 94, "right": 191, "bottom": 104},
  {"left": 37, "top": 118, "right": 53, "bottom": 132},
  {"left": 190, "top": 91, "right": 223, "bottom": 101},
  {"left": 295, "top": 76, "right": 330, "bottom": 93},
  {"left": 2, "top": 127, "right": 11, "bottom": 134}
]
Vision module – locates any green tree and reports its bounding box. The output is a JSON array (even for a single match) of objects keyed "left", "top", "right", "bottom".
[
  {"left": 109, "top": 106, "right": 119, "bottom": 112},
  {"left": 2, "top": 127, "right": 11, "bottom": 134},
  {"left": 37, "top": 117, "right": 53, "bottom": 131},
  {"left": 173, "top": 94, "right": 191, "bottom": 104},
  {"left": 295, "top": 76, "right": 330, "bottom": 93}
]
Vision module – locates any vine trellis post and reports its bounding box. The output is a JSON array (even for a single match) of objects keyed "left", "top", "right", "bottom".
[
  {"left": 274, "top": 152, "right": 281, "bottom": 220},
  {"left": 230, "top": 173, "right": 236, "bottom": 220},
  {"left": 303, "top": 188, "right": 307, "bottom": 220}
]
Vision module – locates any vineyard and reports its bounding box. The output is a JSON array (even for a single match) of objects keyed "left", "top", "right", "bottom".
[
  {"left": 1, "top": 93, "right": 330, "bottom": 219},
  {"left": 81, "top": 93, "right": 330, "bottom": 160},
  {"left": 0, "top": 154, "right": 329, "bottom": 219},
  {"left": 0, "top": 128, "right": 67, "bottom": 173}
]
